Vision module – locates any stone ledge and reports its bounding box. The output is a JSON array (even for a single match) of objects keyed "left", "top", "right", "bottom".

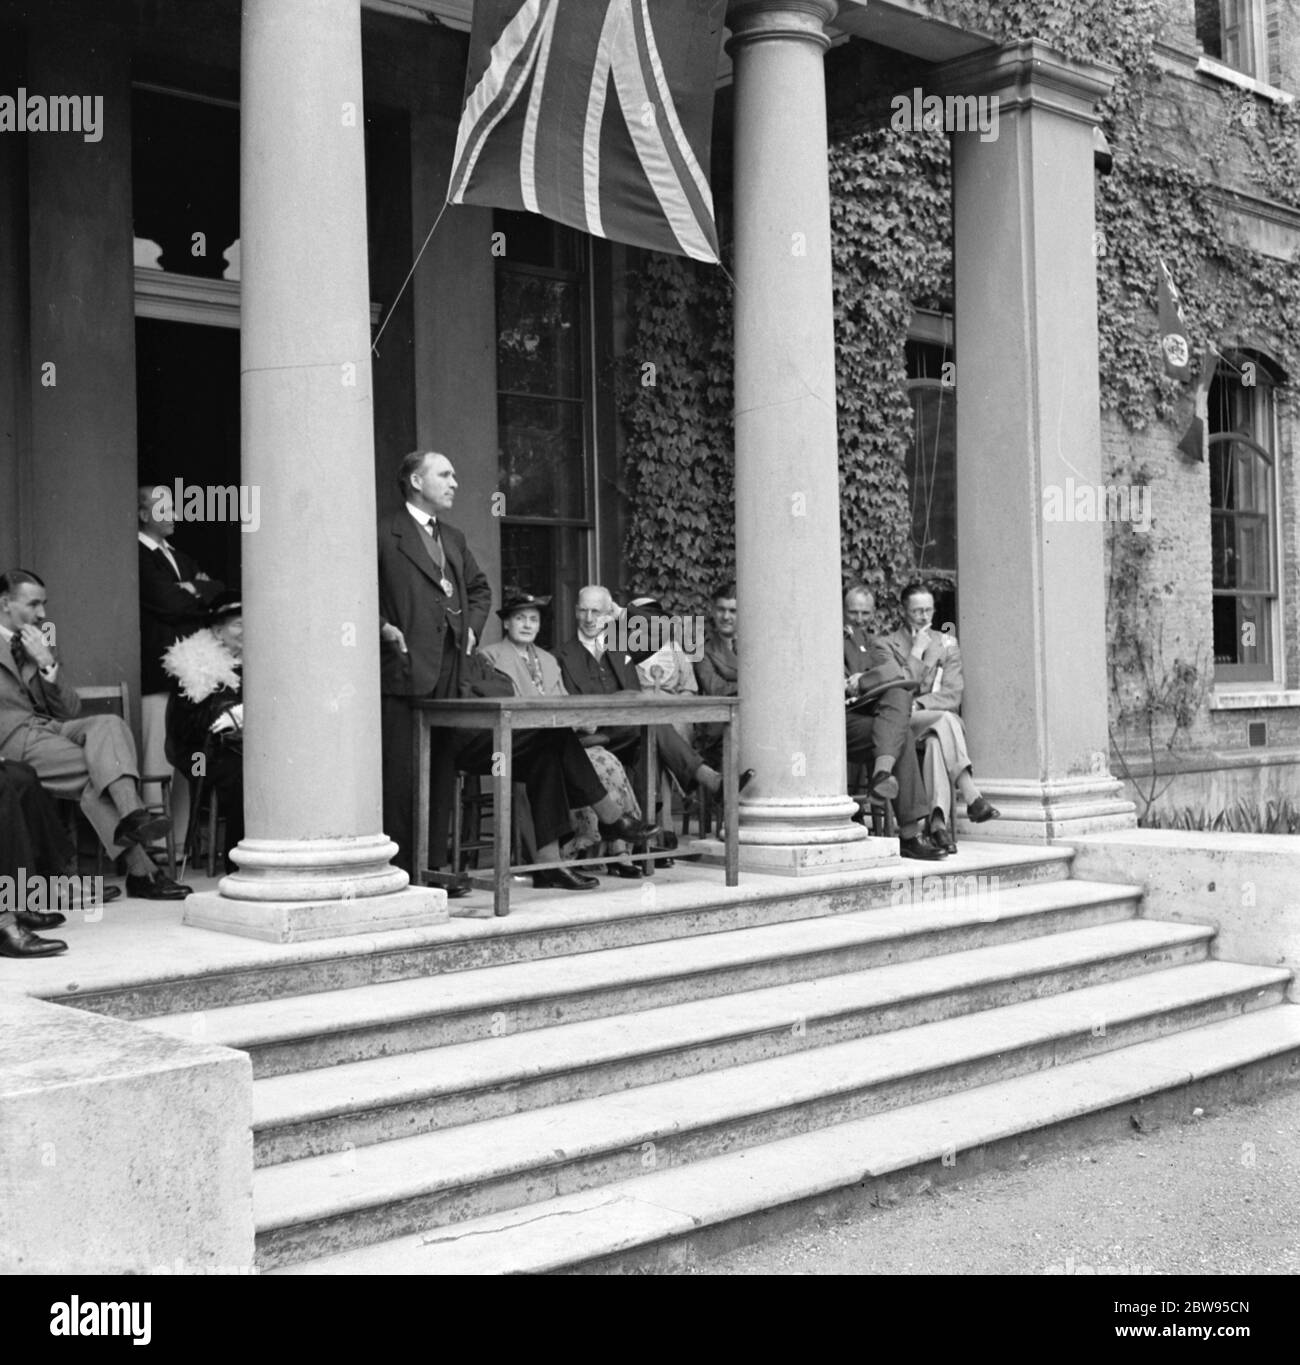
[
  {"left": 1063, "top": 830, "right": 1300, "bottom": 1002},
  {"left": 0, "top": 995, "right": 253, "bottom": 1273}
]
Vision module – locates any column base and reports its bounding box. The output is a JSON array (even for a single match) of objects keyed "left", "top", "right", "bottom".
[
  {"left": 692, "top": 834, "right": 900, "bottom": 877},
  {"left": 736, "top": 795, "right": 869, "bottom": 846},
  {"left": 957, "top": 775, "right": 1137, "bottom": 843},
  {"left": 183, "top": 886, "right": 447, "bottom": 943}
]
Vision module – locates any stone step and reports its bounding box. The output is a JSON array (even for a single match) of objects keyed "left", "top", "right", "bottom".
[
  {"left": 68, "top": 847, "right": 1072, "bottom": 1020},
  {"left": 250, "top": 922, "right": 1222, "bottom": 1268},
  {"left": 253, "top": 925, "right": 1244, "bottom": 1166},
  {"left": 268, "top": 1002, "right": 1300, "bottom": 1275},
  {"left": 141, "top": 878, "right": 1141, "bottom": 1076}
]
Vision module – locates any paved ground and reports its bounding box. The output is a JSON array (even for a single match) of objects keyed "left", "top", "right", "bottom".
[{"left": 691, "top": 1082, "right": 1300, "bottom": 1275}]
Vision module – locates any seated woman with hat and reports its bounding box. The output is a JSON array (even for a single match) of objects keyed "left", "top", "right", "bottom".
[
  {"left": 162, "top": 591, "right": 245, "bottom": 874},
  {"left": 472, "top": 590, "right": 656, "bottom": 888}
]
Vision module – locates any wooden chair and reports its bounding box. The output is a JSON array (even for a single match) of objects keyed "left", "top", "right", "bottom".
[{"left": 63, "top": 682, "right": 177, "bottom": 879}]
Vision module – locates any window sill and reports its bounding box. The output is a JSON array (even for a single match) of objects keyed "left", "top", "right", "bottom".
[
  {"left": 1195, "top": 55, "right": 1293, "bottom": 104},
  {"left": 1209, "top": 688, "right": 1300, "bottom": 710}
]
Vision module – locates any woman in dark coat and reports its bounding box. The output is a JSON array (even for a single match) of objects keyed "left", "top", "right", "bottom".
[{"left": 162, "top": 595, "right": 244, "bottom": 873}]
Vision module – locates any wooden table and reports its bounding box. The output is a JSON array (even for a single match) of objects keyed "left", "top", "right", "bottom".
[{"left": 413, "top": 693, "right": 741, "bottom": 916}]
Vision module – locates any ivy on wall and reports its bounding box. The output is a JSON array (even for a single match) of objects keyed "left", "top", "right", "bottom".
[{"left": 618, "top": 0, "right": 1299, "bottom": 621}]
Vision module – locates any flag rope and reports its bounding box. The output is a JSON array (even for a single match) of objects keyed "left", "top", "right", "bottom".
[{"left": 371, "top": 197, "right": 452, "bottom": 357}]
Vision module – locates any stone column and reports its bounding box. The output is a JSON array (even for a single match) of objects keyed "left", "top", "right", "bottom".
[
  {"left": 936, "top": 41, "right": 1137, "bottom": 841},
  {"left": 725, "top": 0, "right": 885, "bottom": 873},
  {"left": 184, "top": 0, "right": 443, "bottom": 939}
]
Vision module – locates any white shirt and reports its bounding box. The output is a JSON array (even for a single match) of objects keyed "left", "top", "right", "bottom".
[
  {"left": 404, "top": 502, "right": 437, "bottom": 534},
  {"left": 138, "top": 531, "right": 181, "bottom": 579},
  {"left": 578, "top": 631, "right": 606, "bottom": 661}
]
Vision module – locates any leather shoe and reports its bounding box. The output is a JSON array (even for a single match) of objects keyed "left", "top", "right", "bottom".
[
  {"left": 16, "top": 909, "right": 66, "bottom": 930},
  {"left": 0, "top": 921, "right": 67, "bottom": 957},
  {"left": 606, "top": 861, "right": 644, "bottom": 879},
  {"left": 930, "top": 817, "right": 958, "bottom": 855},
  {"left": 869, "top": 769, "right": 900, "bottom": 801},
  {"left": 532, "top": 866, "right": 599, "bottom": 891},
  {"left": 126, "top": 872, "right": 191, "bottom": 900},
  {"left": 113, "top": 809, "right": 171, "bottom": 848},
  {"left": 967, "top": 796, "right": 1001, "bottom": 823},
  {"left": 900, "top": 834, "right": 947, "bottom": 861},
  {"left": 597, "top": 814, "right": 660, "bottom": 844},
  {"left": 716, "top": 767, "right": 756, "bottom": 820}
]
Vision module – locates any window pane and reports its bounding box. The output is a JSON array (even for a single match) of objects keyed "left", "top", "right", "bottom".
[
  {"left": 496, "top": 272, "right": 581, "bottom": 398},
  {"left": 1210, "top": 441, "right": 1234, "bottom": 509},
  {"left": 1234, "top": 514, "right": 1270, "bottom": 590},
  {"left": 493, "top": 209, "right": 581, "bottom": 271},
  {"left": 907, "top": 384, "right": 957, "bottom": 576},
  {"left": 1211, "top": 514, "right": 1235, "bottom": 589},
  {"left": 498, "top": 395, "right": 586, "bottom": 519},
  {"left": 500, "top": 523, "right": 586, "bottom": 651}
]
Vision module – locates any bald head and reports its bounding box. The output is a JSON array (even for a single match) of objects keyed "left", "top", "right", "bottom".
[
  {"left": 843, "top": 585, "right": 874, "bottom": 631},
  {"left": 576, "top": 584, "right": 614, "bottom": 640}
]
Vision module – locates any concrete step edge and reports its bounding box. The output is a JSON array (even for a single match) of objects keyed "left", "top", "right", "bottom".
[
  {"left": 252, "top": 952, "right": 1275, "bottom": 1134},
  {"left": 142, "top": 887, "right": 1152, "bottom": 1050},
  {"left": 250, "top": 932, "right": 1225, "bottom": 1231},
  {"left": 266, "top": 1004, "right": 1300, "bottom": 1275}
]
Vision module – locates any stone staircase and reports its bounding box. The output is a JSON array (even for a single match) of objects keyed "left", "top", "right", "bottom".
[{"left": 81, "top": 846, "right": 1300, "bottom": 1274}]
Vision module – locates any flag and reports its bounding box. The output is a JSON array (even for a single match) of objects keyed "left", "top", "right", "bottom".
[
  {"left": 1156, "top": 258, "right": 1193, "bottom": 381},
  {"left": 447, "top": 0, "right": 726, "bottom": 263},
  {"left": 1176, "top": 345, "right": 1217, "bottom": 462}
]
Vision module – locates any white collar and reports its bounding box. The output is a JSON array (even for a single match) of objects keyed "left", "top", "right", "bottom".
[
  {"left": 405, "top": 502, "right": 435, "bottom": 529},
  {"left": 578, "top": 632, "right": 606, "bottom": 659}
]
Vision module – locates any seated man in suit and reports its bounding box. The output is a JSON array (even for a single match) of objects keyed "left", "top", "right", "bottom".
[
  {"left": 693, "top": 581, "right": 738, "bottom": 769},
  {"left": 881, "top": 584, "right": 999, "bottom": 853},
  {"left": 555, "top": 585, "right": 750, "bottom": 812},
  {"left": 843, "top": 584, "right": 945, "bottom": 861},
  {"left": 138, "top": 482, "right": 225, "bottom": 848},
  {"left": 0, "top": 757, "right": 76, "bottom": 957},
  {"left": 0, "top": 569, "right": 190, "bottom": 900}
]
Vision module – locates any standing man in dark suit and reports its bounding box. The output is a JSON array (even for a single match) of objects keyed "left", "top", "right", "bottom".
[
  {"left": 138, "top": 483, "right": 225, "bottom": 848},
  {"left": 378, "top": 451, "right": 493, "bottom": 887}
]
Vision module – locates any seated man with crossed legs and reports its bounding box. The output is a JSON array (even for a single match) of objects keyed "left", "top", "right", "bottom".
[
  {"left": 843, "top": 584, "right": 945, "bottom": 861},
  {"left": 881, "top": 583, "right": 1000, "bottom": 854},
  {"left": 0, "top": 570, "right": 190, "bottom": 901}
]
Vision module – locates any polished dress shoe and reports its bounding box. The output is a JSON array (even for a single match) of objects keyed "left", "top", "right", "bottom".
[
  {"left": 596, "top": 814, "right": 660, "bottom": 844},
  {"left": 0, "top": 921, "right": 67, "bottom": 957},
  {"left": 606, "top": 861, "right": 644, "bottom": 879},
  {"left": 900, "top": 834, "right": 947, "bottom": 861},
  {"left": 125, "top": 872, "right": 191, "bottom": 900},
  {"left": 532, "top": 866, "right": 600, "bottom": 891},
  {"left": 715, "top": 768, "right": 757, "bottom": 820},
  {"left": 113, "top": 809, "right": 171, "bottom": 848},
  {"left": 930, "top": 817, "right": 958, "bottom": 855},
  {"left": 966, "top": 796, "right": 1001, "bottom": 823},
  {"left": 868, "top": 768, "right": 900, "bottom": 801},
  {"left": 16, "top": 909, "right": 66, "bottom": 930}
]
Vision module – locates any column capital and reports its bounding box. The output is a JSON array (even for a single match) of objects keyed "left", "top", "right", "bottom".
[
  {"left": 726, "top": 0, "right": 838, "bottom": 53},
  {"left": 929, "top": 38, "right": 1118, "bottom": 126}
]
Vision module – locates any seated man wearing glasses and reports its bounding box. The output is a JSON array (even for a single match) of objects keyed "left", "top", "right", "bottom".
[{"left": 879, "top": 583, "right": 1000, "bottom": 853}]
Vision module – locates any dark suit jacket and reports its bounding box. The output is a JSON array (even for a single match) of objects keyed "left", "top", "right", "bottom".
[
  {"left": 555, "top": 636, "right": 639, "bottom": 696},
  {"left": 377, "top": 508, "right": 492, "bottom": 697},
  {"left": 139, "top": 541, "right": 225, "bottom": 694}
]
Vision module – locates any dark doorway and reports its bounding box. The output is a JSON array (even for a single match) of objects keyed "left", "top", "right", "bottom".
[{"left": 135, "top": 318, "right": 242, "bottom": 591}]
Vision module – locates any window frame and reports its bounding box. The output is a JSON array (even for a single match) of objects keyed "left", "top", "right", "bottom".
[{"left": 1209, "top": 355, "right": 1284, "bottom": 689}]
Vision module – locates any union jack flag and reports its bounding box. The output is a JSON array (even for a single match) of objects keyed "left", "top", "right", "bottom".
[{"left": 447, "top": 0, "right": 726, "bottom": 263}]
